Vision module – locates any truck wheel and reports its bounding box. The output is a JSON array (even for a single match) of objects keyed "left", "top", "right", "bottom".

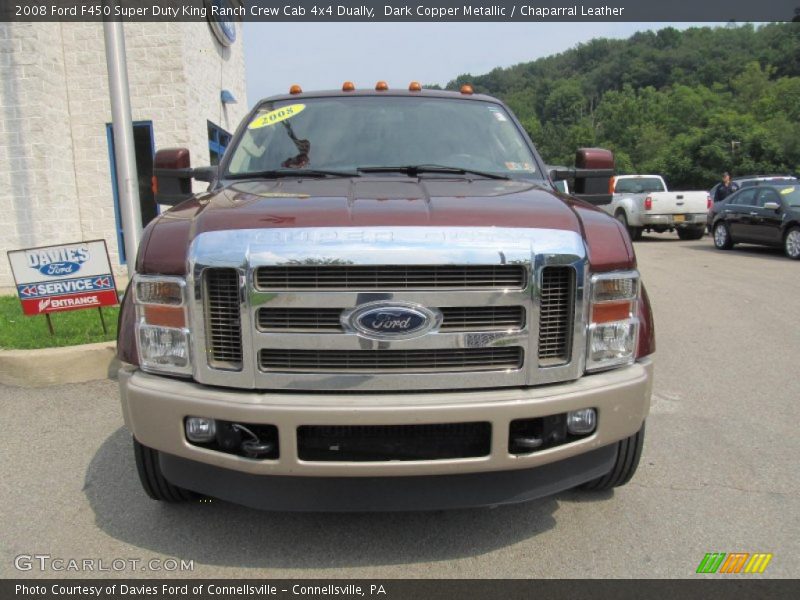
[
  {"left": 784, "top": 227, "right": 800, "bottom": 260},
  {"left": 713, "top": 222, "right": 734, "bottom": 250},
  {"left": 616, "top": 211, "right": 642, "bottom": 241},
  {"left": 133, "top": 437, "right": 197, "bottom": 502},
  {"left": 581, "top": 423, "right": 645, "bottom": 491},
  {"left": 677, "top": 227, "right": 705, "bottom": 241}
]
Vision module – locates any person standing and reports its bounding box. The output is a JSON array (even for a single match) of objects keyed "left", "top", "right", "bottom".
[{"left": 714, "top": 172, "right": 739, "bottom": 203}]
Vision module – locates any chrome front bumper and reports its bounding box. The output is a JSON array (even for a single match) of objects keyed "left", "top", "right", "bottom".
[{"left": 119, "top": 358, "right": 652, "bottom": 478}]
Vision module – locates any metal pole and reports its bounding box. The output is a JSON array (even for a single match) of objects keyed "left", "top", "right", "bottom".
[{"left": 103, "top": 16, "right": 142, "bottom": 278}]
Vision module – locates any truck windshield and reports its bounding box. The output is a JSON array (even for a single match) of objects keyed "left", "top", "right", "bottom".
[
  {"left": 225, "top": 96, "right": 541, "bottom": 179},
  {"left": 614, "top": 177, "right": 665, "bottom": 194}
]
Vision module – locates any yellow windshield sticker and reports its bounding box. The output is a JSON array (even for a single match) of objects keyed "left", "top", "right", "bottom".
[
  {"left": 780, "top": 187, "right": 794, "bottom": 195},
  {"left": 505, "top": 162, "right": 535, "bottom": 171},
  {"left": 248, "top": 104, "right": 306, "bottom": 129}
]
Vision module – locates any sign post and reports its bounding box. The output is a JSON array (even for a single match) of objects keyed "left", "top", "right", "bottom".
[{"left": 7, "top": 241, "right": 119, "bottom": 331}]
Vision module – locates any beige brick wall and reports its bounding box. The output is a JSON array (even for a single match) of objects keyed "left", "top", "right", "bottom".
[
  {"left": 0, "top": 23, "right": 83, "bottom": 289},
  {"left": 0, "top": 22, "right": 248, "bottom": 292}
]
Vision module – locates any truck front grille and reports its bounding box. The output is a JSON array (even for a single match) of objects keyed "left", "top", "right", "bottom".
[
  {"left": 538, "top": 266, "right": 575, "bottom": 365},
  {"left": 204, "top": 268, "right": 243, "bottom": 370},
  {"left": 192, "top": 227, "right": 587, "bottom": 390},
  {"left": 257, "top": 306, "right": 526, "bottom": 332},
  {"left": 297, "top": 422, "right": 491, "bottom": 461},
  {"left": 259, "top": 347, "right": 523, "bottom": 373},
  {"left": 255, "top": 265, "right": 525, "bottom": 290}
]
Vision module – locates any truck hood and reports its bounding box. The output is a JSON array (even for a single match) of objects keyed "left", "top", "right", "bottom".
[{"left": 137, "top": 177, "right": 635, "bottom": 274}]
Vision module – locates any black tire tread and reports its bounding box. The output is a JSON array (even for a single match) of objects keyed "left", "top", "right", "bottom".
[
  {"left": 133, "top": 437, "right": 195, "bottom": 502},
  {"left": 582, "top": 423, "right": 645, "bottom": 491},
  {"left": 713, "top": 222, "right": 734, "bottom": 250},
  {"left": 784, "top": 226, "right": 800, "bottom": 260},
  {"left": 616, "top": 211, "right": 642, "bottom": 241}
]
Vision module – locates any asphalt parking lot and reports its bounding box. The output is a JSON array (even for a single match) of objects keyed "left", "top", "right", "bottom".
[{"left": 1, "top": 233, "right": 798, "bottom": 579}]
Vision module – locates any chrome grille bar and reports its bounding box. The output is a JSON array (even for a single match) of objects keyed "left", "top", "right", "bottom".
[
  {"left": 259, "top": 347, "right": 524, "bottom": 373},
  {"left": 440, "top": 306, "right": 525, "bottom": 331},
  {"left": 257, "top": 306, "right": 526, "bottom": 332},
  {"left": 258, "top": 308, "right": 342, "bottom": 332},
  {"left": 255, "top": 265, "right": 526, "bottom": 290}
]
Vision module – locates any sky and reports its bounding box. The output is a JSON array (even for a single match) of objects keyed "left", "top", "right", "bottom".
[{"left": 242, "top": 22, "right": 716, "bottom": 105}]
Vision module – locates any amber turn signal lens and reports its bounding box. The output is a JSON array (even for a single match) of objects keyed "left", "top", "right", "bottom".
[
  {"left": 591, "top": 301, "right": 633, "bottom": 324},
  {"left": 408, "top": 81, "right": 422, "bottom": 92},
  {"left": 289, "top": 84, "right": 302, "bottom": 94},
  {"left": 342, "top": 81, "right": 355, "bottom": 92},
  {"left": 143, "top": 305, "right": 186, "bottom": 328},
  {"left": 460, "top": 84, "right": 474, "bottom": 95},
  {"left": 375, "top": 81, "right": 389, "bottom": 91},
  {"left": 151, "top": 175, "right": 158, "bottom": 195}
]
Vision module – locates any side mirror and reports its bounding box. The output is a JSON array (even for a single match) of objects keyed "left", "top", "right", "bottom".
[
  {"left": 553, "top": 148, "right": 615, "bottom": 205},
  {"left": 764, "top": 201, "right": 781, "bottom": 211},
  {"left": 153, "top": 148, "right": 218, "bottom": 206}
]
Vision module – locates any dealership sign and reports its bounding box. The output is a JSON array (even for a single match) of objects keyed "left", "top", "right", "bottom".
[{"left": 8, "top": 240, "right": 118, "bottom": 316}]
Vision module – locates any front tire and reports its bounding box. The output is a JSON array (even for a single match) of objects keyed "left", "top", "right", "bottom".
[
  {"left": 677, "top": 227, "right": 705, "bottom": 241},
  {"left": 582, "top": 424, "right": 645, "bottom": 491},
  {"left": 784, "top": 226, "right": 800, "bottom": 260},
  {"left": 133, "top": 437, "right": 196, "bottom": 502},
  {"left": 713, "top": 222, "right": 734, "bottom": 250}
]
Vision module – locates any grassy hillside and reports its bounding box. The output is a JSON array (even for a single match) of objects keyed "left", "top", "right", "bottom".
[{"left": 446, "top": 24, "right": 800, "bottom": 188}]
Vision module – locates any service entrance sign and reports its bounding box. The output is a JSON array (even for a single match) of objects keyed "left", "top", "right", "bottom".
[{"left": 8, "top": 240, "right": 118, "bottom": 316}]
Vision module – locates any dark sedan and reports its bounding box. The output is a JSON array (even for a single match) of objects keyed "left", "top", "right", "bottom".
[
  {"left": 709, "top": 175, "right": 797, "bottom": 204},
  {"left": 709, "top": 183, "right": 800, "bottom": 259}
]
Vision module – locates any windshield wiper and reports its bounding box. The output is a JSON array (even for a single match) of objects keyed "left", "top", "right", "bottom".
[
  {"left": 227, "top": 168, "right": 359, "bottom": 180},
  {"left": 358, "top": 165, "right": 510, "bottom": 180}
]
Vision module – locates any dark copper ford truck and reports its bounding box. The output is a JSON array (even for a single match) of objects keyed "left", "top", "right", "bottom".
[{"left": 117, "top": 84, "right": 654, "bottom": 510}]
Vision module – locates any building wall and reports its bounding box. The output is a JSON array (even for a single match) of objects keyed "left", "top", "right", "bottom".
[
  {"left": 0, "top": 23, "right": 84, "bottom": 289},
  {"left": 0, "top": 21, "right": 248, "bottom": 292},
  {"left": 180, "top": 21, "right": 248, "bottom": 194}
]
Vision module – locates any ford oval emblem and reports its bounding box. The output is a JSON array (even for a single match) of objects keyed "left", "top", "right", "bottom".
[
  {"left": 38, "top": 261, "right": 81, "bottom": 277},
  {"left": 345, "top": 302, "right": 441, "bottom": 340}
]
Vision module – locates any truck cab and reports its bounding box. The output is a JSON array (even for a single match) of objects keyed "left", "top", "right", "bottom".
[{"left": 117, "top": 83, "right": 654, "bottom": 511}]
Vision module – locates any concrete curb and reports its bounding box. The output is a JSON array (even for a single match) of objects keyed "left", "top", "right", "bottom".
[{"left": 0, "top": 341, "right": 119, "bottom": 388}]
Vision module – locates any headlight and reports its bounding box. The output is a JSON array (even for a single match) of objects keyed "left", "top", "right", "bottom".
[
  {"left": 586, "top": 271, "right": 639, "bottom": 372},
  {"left": 133, "top": 274, "right": 192, "bottom": 376}
]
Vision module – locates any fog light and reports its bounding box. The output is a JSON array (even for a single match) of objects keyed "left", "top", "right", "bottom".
[
  {"left": 567, "top": 408, "right": 596, "bottom": 435},
  {"left": 185, "top": 417, "right": 216, "bottom": 443}
]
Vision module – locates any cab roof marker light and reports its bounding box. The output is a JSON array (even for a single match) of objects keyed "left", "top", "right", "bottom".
[
  {"left": 342, "top": 81, "right": 355, "bottom": 92},
  {"left": 375, "top": 81, "right": 389, "bottom": 91},
  {"left": 409, "top": 81, "right": 422, "bottom": 92},
  {"left": 289, "top": 84, "right": 302, "bottom": 94}
]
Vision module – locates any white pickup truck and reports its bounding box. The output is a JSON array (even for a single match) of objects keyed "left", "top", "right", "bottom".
[{"left": 602, "top": 175, "right": 710, "bottom": 241}]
